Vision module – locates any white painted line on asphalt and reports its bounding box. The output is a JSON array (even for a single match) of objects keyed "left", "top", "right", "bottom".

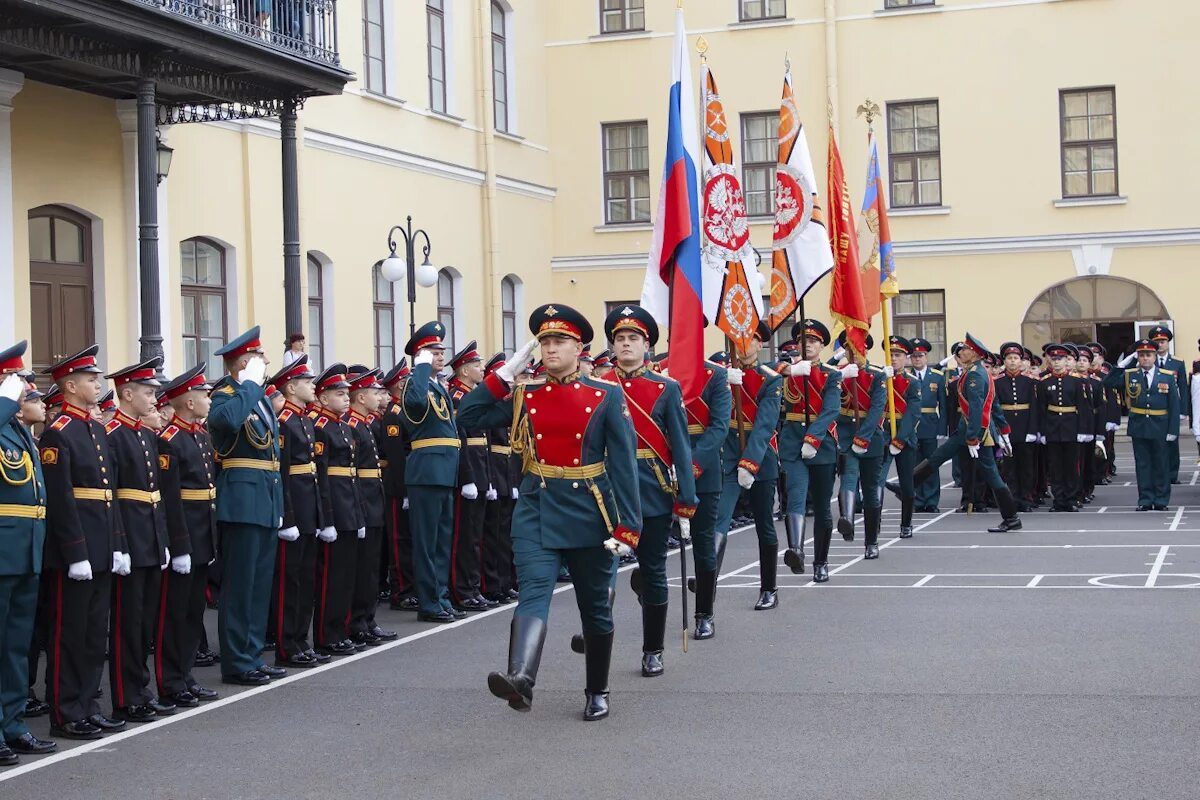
[
  {"left": 1145, "top": 545, "right": 1171, "bottom": 587},
  {"left": 912, "top": 575, "right": 935, "bottom": 587},
  {"left": 941, "top": 481, "right": 956, "bottom": 489},
  {"left": 911, "top": 528, "right": 1200, "bottom": 535},
  {"left": 1169, "top": 507, "right": 1185, "bottom": 531},
  {"left": 1190, "top": 470, "right": 1199, "bottom": 486},
  {"left": 1027, "top": 575, "right": 1044, "bottom": 587},
  {"left": 1124, "top": 482, "right": 1131, "bottom": 486},
  {"left": 1098, "top": 507, "right": 1108, "bottom": 513},
  {"left": 875, "top": 543, "right": 1200, "bottom": 550}
]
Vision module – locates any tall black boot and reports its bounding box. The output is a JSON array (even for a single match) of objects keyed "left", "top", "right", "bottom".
[
  {"left": 837, "top": 489, "right": 857, "bottom": 541},
  {"left": 582, "top": 631, "right": 614, "bottom": 721},
  {"left": 709, "top": 532, "right": 728, "bottom": 615},
  {"left": 899, "top": 495, "right": 914, "bottom": 538},
  {"left": 641, "top": 602, "right": 668, "bottom": 677},
  {"left": 783, "top": 512, "right": 806, "bottom": 574},
  {"left": 863, "top": 506, "right": 881, "bottom": 559},
  {"left": 812, "top": 514, "right": 832, "bottom": 583},
  {"left": 692, "top": 567, "right": 717, "bottom": 640},
  {"left": 753, "top": 540, "right": 778, "bottom": 610},
  {"left": 571, "top": 586, "right": 615, "bottom": 655},
  {"left": 889, "top": 459, "right": 933, "bottom": 498},
  {"left": 988, "top": 485, "right": 1023, "bottom": 532},
  {"left": 487, "top": 615, "right": 547, "bottom": 712}
]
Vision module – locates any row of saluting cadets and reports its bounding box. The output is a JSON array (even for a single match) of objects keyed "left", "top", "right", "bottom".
[{"left": 0, "top": 308, "right": 1187, "bottom": 747}]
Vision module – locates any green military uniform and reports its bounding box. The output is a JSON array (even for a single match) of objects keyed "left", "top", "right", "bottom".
[
  {"left": 877, "top": 336, "right": 923, "bottom": 540},
  {"left": 207, "top": 328, "right": 284, "bottom": 683},
  {"left": 1105, "top": 340, "right": 1180, "bottom": 509},
  {"left": 1147, "top": 326, "right": 1187, "bottom": 484},
  {"left": 908, "top": 337, "right": 946, "bottom": 511},
  {"left": 834, "top": 339, "right": 888, "bottom": 556}
]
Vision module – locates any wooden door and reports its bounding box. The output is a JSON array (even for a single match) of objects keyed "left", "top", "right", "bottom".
[{"left": 28, "top": 206, "right": 94, "bottom": 382}]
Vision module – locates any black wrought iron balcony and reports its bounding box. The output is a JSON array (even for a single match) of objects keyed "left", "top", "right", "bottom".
[{"left": 128, "top": 0, "right": 339, "bottom": 67}]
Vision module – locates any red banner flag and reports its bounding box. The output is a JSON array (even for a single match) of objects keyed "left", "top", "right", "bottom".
[{"left": 826, "top": 125, "right": 870, "bottom": 358}]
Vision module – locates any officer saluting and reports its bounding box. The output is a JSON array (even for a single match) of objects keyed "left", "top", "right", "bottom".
[
  {"left": 207, "top": 327, "right": 284, "bottom": 686},
  {"left": 0, "top": 343, "right": 56, "bottom": 763},
  {"left": 1105, "top": 339, "right": 1180, "bottom": 510},
  {"left": 1147, "top": 326, "right": 1188, "bottom": 484},
  {"left": 459, "top": 304, "right": 640, "bottom": 721}
]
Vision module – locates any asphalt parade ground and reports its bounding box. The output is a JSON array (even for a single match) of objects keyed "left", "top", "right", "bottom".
[{"left": 4, "top": 441, "right": 1199, "bottom": 799}]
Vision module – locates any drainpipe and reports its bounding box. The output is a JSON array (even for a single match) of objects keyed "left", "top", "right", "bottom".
[{"left": 475, "top": 0, "right": 500, "bottom": 350}]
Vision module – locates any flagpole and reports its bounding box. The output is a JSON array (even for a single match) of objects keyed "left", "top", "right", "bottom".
[{"left": 858, "top": 100, "right": 897, "bottom": 439}]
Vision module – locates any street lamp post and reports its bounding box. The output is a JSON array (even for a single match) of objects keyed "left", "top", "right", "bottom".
[{"left": 381, "top": 216, "right": 438, "bottom": 338}]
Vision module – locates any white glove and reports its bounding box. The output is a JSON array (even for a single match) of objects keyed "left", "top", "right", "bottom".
[
  {"left": 1076, "top": 433, "right": 1089, "bottom": 443},
  {"left": 726, "top": 368, "right": 744, "bottom": 386},
  {"left": 497, "top": 339, "right": 538, "bottom": 383},
  {"left": 0, "top": 372, "right": 23, "bottom": 402},
  {"left": 967, "top": 444, "right": 980, "bottom": 458},
  {"left": 414, "top": 349, "right": 434, "bottom": 366},
  {"left": 402, "top": 497, "right": 409, "bottom": 510},
  {"left": 486, "top": 485, "right": 498, "bottom": 501},
  {"left": 677, "top": 517, "right": 691, "bottom": 542},
  {"left": 511, "top": 487, "right": 519, "bottom": 500},
  {"left": 1106, "top": 422, "right": 1118, "bottom": 432},
  {"left": 461, "top": 482, "right": 478, "bottom": 500},
  {"left": 737, "top": 467, "right": 754, "bottom": 490},
  {"left": 113, "top": 552, "right": 131, "bottom": 576},
  {"left": 833, "top": 347, "right": 846, "bottom": 361},
  {"left": 317, "top": 526, "right": 338, "bottom": 543},
  {"left": 68, "top": 560, "right": 92, "bottom": 581},
  {"left": 889, "top": 443, "right": 902, "bottom": 456},
  {"left": 602, "top": 537, "right": 632, "bottom": 557},
  {"left": 1025, "top": 433, "right": 1038, "bottom": 443},
  {"left": 999, "top": 434, "right": 1013, "bottom": 456},
  {"left": 1095, "top": 441, "right": 1107, "bottom": 459},
  {"left": 1117, "top": 351, "right": 1136, "bottom": 368},
  {"left": 938, "top": 356, "right": 952, "bottom": 368},
  {"left": 795, "top": 360, "right": 812, "bottom": 377},
  {"left": 171, "top": 554, "right": 192, "bottom": 575},
  {"left": 1166, "top": 433, "right": 1177, "bottom": 442},
  {"left": 840, "top": 363, "right": 859, "bottom": 379},
  {"left": 357, "top": 527, "right": 366, "bottom": 539},
  {"left": 852, "top": 443, "right": 868, "bottom": 455},
  {"left": 801, "top": 442, "right": 818, "bottom": 460},
  {"left": 1038, "top": 434, "right": 1047, "bottom": 445},
  {"left": 240, "top": 355, "right": 267, "bottom": 385},
  {"left": 278, "top": 526, "right": 300, "bottom": 542},
  {"left": 882, "top": 365, "right": 895, "bottom": 378}
]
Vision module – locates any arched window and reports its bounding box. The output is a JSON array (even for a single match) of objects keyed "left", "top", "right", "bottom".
[
  {"left": 1021, "top": 276, "right": 1169, "bottom": 358},
  {"left": 491, "top": 2, "right": 508, "bottom": 132},
  {"left": 501, "top": 275, "right": 519, "bottom": 355},
  {"left": 373, "top": 262, "right": 395, "bottom": 368},
  {"left": 307, "top": 254, "right": 324, "bottom": 371},
  {"left": 437, "top": 268, "right": 457, "bottom": 355},
  {"left": 180, "top": 237, "right": 227, "bottom": 380},
  {"left": 27, "top": 205, "right": 95, "bottom": 376}
]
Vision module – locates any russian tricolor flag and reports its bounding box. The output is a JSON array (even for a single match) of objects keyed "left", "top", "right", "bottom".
[{"left": 641, "top": 7, "right": 704, "bottom": 404}]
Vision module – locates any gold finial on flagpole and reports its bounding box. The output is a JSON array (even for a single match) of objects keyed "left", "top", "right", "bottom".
[
  {"left": 826, "top": 98, "right": 835, "bottom": 124},
  {"left": 857, "top": 98, "right": 881, "bottom": 130},
  {"left": 696, "top": 35, "right": 708, "bottom": 59}
]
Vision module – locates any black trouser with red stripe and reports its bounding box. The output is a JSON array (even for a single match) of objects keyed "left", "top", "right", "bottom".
[
  {"left": 450, "top": 495, "right": 486, "bottom": 605},
  {"left": 350, "top": 526, "right": 384, "bottom": 635},
  {"left": 386, "top": 497, "right": 415, "bottom": 602},
  {"left": 314, "top": 532, "right": 356, "bottom": 648},
  {"left": 271, "top": 535, "right": 317, "bottom": 660},
  {"left": 1002, "top": 440, "right": 1037, "bottom": 504},
  {"left": 156, "top": 562, "right": 209, "bottom": 696},
  {"left": 44, "top": 569, "right": 111, "bottom": 725},
  {"left": 110, "top": 565, "right": 161, "bottom": 709},
  {"left": 480, "top": 498, "right": 514, "bottom": 596}
]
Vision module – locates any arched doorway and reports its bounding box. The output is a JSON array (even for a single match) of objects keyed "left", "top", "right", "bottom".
[
  {"left": 28, "top": 205, "right": 95, "bottom": 378},
  {"left": 1021, "top": 276, "right": 1169, "bottom": 359}
]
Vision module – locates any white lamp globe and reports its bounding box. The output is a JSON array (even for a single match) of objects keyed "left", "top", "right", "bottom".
[
  {"left": 380, "top": 253, "right": 406, "bottom": 284},
  {"left": 414, "top": 259, "right": 438, "bottom": 288}
]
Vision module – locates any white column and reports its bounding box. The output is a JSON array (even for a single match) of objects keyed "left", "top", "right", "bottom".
[
  {"left": 0, "top": 69, "right": 24, "bottom": 344},
  {"left": 117, "top": 101, "right": 174, "bottom": 370}
]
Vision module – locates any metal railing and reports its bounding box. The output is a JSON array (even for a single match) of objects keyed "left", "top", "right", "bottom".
[{"left": 130, "top": 0, "right": 340, "bottom": 66}]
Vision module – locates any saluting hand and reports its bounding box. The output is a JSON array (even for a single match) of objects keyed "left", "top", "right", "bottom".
[
  {"left": 0, "top": 372, "right": 24, "bottom": 402},
  {"left": 497, "top": 339, "right": 538, "bottom": 384},
  {"left": 240, "top": 355, "right": 267, "bottom": 385}
]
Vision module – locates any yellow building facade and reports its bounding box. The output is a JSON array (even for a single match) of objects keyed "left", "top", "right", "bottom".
[{"left": 2, "top": 0, "right": 1197, "bottom": 379}]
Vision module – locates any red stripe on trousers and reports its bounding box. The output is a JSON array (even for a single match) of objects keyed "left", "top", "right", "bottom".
[
  {"left": 155, "top": 569, "right": 168, "bottom": 696},
  {"left": 390, "top": 499, "right": 405, "bottom": 593},
  {"left": 50, "top": 571, "right": 63, "bottom": 725},
  {"left": 113, "top": 576, "right": 125, "bottom": 708},
  {"left": 316, "top": 542, "right": 329, "bottom": 646}
]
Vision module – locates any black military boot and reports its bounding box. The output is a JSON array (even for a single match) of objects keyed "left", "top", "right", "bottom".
[
  {"left": 487, "top": 615, "right": 547, "bottom": 712},
  {"left": 641, "top": 602, "right": 668, "bottom": 677},
  {"left": 837, "top": 489, "right": 857, "bottom": 541},
  {"left": 582, "top": 631, "right": 614, "bottom": 721},
  {"left": 863, "top": 506, "right": 881, "bottom": 559},
  {"left": 783, "top": 512, "right": 806, "bottom": 574},
  {"left": 812, "top": 562, "right": 829, "bottom": 582},
  {"left": 572, "top": 586, "right": 616, "bottom": 654},
  {"left": 692, "top": 567, "right": 717, "bottom": 640},
  {"left": 889, "top": 459, "right": 933, "bottom": 498},
  {"left": 899, "top": 495, "right": 915, "bottom": 538},
  {"left": 629, "top": 567, "right": 644, "bottom": 605},
  {"left": 987, "top": 486, "right": 1023, "bottom": 532},
  {"left": 754, "top": 540, "right": 778, "bottom": 610}
]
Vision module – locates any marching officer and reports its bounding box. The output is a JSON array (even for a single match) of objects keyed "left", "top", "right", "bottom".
[
  {"left": 907, "top": 338, "right": 947, "bottom": 512},
  {"left": 481, "top": 353, "right": 518, "bottom": 606},
  {"left": 776, "top": 319, "right": 841, "bottom": 581},
  {"left": 717, "top": 323, "right": 783, "bottom": 611},
  {"left": 447, "top": 342, "right": 493, "bottom": 613},
  {"left": 155, "top": 364, "right": 220, "bottom": 707},
  {"left": 878, "top": 336, "right": 921, "bottom": 540},
  {"left": 346, "top": 366, "right": 397, "bottom": 647},
  {"left": 833, "top": 334, "right": 889, "bottom": 559},
  {"left": 378, "top": 360, "right": 418, "bottom": 611},
  {"left": 39, "top": 346, "right": 130, "bottom": 739},
  {"left": 0, "top": 344, "right": 56, "bottom": 762},
  {"left": 459, "top": 304, "right": 640, "bottom": 721},
  {"left": 207, "top": 328, "right": 285, "bottom": 686},
  {"left": 602, "top": 304, "right": 696, "bottom": 677},
  {"left": 401, "top": 322, "right": 462, "bottom": 624},
  {"left": 105, "top": 358, "right": 174, "bottom": 722},
  {"left": 312, "top": 364, "right": 363, "bottom": 657},
  {"left": 996, "top": 342, "right": 1040, "bottom": 511},
  {"left": 267, "top": 355, "right": 326, "bottom": 669},
  {"left": 1148, "top": 326, "right": 1187, "bottom": 483},
  {"left": 1105, "top": 339, "right": 1180, "bottom": 510}
]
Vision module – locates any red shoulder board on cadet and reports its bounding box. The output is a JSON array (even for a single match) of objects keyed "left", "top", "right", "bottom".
[
  {"left": 314, "top": 416, "right": 329, "bottom": 429},
  {"left": 104, "top": 418, "right": 121, "bottom": 435},
  {"left": 161, "top": 424, "right": 180, "bottom": 442},
  {"left": 279, "top": 408, "right": 294, "bottom": 423},
  {"left": 50, "top": 414, "right": 71, "bottom": 432}
]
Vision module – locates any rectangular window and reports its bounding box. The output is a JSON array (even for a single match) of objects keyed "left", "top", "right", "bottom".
[
  {"left": 491, "top": 3, "right": 509, "bottom": 132},
  {"left": 428, "top": 0, "right": 447, "bottom": 113},
  {"left": 180, "top": 239, "right": 227, "bottom": 382},
  {"left": 884, "top": 0, "right": 936, "bottom": 8},
  {"left": 1060, "top": 87, "right": 1117, "bottom": 198},
  {"left": 600, "top": 0, "right": 645, "bottom": 34},
  {"left": 307, "top": 257, "right": 324, "bottom": 373},
  {"left": 602, "top": 121, "right": 650, "bottom": 224},
  {"left": 373, "top": 265, "right": 395, "bottom": 368},
  {"left": 887, "top": 100, "right": 941, "bottom": 208},
  {"left": 740, "top": 0, "right": 786, "bottom": 21},
  {"left": 892, "top": 290, "right": 946, "bottom": 359},
  {"left": 501, "top": 277, "right": 518, "bottom": 355},
  {"left": 741, "top": 112, "right": 777, "bottom": 217},
  {"left": 363, "top": 0, "right": 386, "bottom": 94}
]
